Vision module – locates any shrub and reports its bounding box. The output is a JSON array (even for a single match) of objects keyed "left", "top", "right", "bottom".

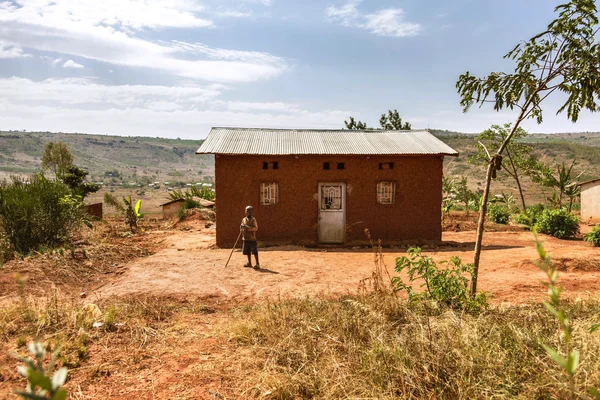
[
  {"left": 526, "top": 203, "right": 546, "bottom": 224},
  {"left": 512, "top": 204, "right": 546, "bottom": 227},
  {"left": 0, "top": 234, "right": 12, "bottom": 265},
  {"left": 0, "top": 175, "right": 86, "bottom": 254},
  {"left": 535, "top": 208, "right": 580, "bottom": 239},
  {"left": 584, "top": 225, "right": 600, "bottom": 247},
  {"left": 183, "top": 198, "right": 200, "bottom": 209},
  {"left": 488, "top": 204, "right": 510, "bottom": 224},
  {"left": 511, "top": 212, "right": 530, "bottom": 225},
  {"left": 392, "top": 247, "right": 487, "bottom": 313}
]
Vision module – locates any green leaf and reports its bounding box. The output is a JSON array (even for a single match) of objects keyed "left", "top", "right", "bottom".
[
  {"left": 13, "top": 392, "right": 47, "bottom": 400},
  {"left": 565, "top": 350, "right": 580, "bottom": 376},
  {"left": 27, "top": 370, "right": 53, "bottom": 391},
  {"left": 590, "top": 323, "right": 600, "bottom": 333},
  {"left": 543, "top": 302, "right": 564, "bottom": 322},
  {"left": 51, "top": 367, "right": 68, "bottom": 390},
  {"left": 52, "top": 389, "right": 68, "bottom": 400},
  {"left": 542, "top": 344, "right": 567, "bottom": 369},
  {"left": 588, "top": 387, "right": 600, "bottom": 400}
]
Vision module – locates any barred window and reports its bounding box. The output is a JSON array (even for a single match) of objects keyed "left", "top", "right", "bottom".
[
  {"left": 260, "top": 183, "right": 279, "bottom": 205},
  {"left": 377, "top": 182, "right": 396, "bottom": 204}
]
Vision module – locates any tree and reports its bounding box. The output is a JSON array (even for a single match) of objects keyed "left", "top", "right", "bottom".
[
  {"left": 344, "top": 116, "right": 369, "bottom": 130},
  {"left": 344, "top": 109, "right": 411, "bottom": 130},
  {"left": 454, "top": 176, "right": 477, "bottom": 217},
  {"left": 41, "top": 142, "right": 73, "bottom": 177},
  {"left": 456, "top": 0, "right": 600, "bottom": 294},
  {"left": 379, "top": 109, "right": 411, "bottom": 130},
  {"left": 540, "top": 160, "right": 583, "bottom": 211},
  {"left": 62, "top": 166, "right": 100, "bottom": 199},
  {"left": 470, "top": 123, "right": 548, "bottom": 212}
]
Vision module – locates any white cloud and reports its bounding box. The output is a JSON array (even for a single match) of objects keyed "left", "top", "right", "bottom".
[
  {"left": 0, "top": 0, "right": 213, "bottom": 30},
  {"left": 223, "top": 101, "right": 299, "bottom": 112},
  {"left": 363, "top": 9, "right": 421, "bottom": 37},
  {"left": 63, "top": 59, "right": 84, "bottom": 69},
  {"left": 215, "top": 10, "right": 253, "bottom": 18},
  {"left": 0, "top": 1, "right": 287, "bottom": 83},
  {"left": 0, "top": 39, "right": 29, "bottom": 58},
  {"left": 0, "top": 77, "right": 224, "bottom": 107},
  {"left": 326, "top": 1, "right": 421, "bottom": 37},
  {"left": 243, "top": 0, "right": 273, "bottom": 5},
  {"left": 166, "top": 41, "right": 284, "bottom": 64},
  {"left": 0, "top": 77, "right": 350, "bottom": 138},
  {"left": 326, "top": 0, "right": 360, "bottom": 27}
]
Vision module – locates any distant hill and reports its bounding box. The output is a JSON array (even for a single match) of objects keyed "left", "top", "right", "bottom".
[
  {"left": 0, "top": 131, "right": 212, "bottom": 186},
  {"left": 431, "top": 130, "right": 600, "bottom": 203},
  {"left": 1, "top": 130, "right": 598, "bottom": 205}
]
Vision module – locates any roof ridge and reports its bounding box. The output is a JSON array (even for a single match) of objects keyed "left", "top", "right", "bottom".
[
  {"left": 211, "top": 127, "right": 430, "bottom": 133},
  {"left": 198, "top": 128, "right": 457, "bottom": 156}
]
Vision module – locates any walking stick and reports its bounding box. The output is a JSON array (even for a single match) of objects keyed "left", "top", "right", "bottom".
[{"left": 224, "top": 230, "right": 243, "bottom": 268}]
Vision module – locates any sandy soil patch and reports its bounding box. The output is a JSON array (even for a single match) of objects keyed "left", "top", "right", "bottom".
[{"left": 97, "top": 226, "right": 600, "bottom": 304}]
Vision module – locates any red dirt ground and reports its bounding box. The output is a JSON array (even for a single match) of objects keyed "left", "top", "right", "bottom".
[{"left": 96, "top": 224, "right": 600, "bottom": 304}]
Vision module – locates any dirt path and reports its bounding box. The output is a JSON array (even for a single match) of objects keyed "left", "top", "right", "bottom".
[{"left": 97, "top": 226, "right": 600, "bottom": 304}]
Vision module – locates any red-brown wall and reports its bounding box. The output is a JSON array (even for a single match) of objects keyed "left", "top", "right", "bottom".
[{"left": 214, "top": 155, "right": 444, "bottom": 247}]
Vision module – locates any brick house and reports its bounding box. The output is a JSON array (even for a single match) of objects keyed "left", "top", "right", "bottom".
[{"left": 197, "top": 128, "right": 458, "bottom": 247}]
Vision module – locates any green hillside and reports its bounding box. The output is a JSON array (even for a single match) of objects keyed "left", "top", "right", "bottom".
[
  {"left": 433, "top": 131, "right": 600, "bottom": 203},
  {"left": 1, "top": 130, "right": 598, "bottom": 207},
  {"left": 0, "top": 131, "right": 213, "bottom": 186}
]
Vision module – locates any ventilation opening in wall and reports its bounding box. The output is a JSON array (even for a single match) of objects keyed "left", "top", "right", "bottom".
[
  {"left": 337, "top": 162, "right": 345, "bottom": 170},
  {"left": 323, "top": 162, "right": 330, "bottom": 170},
  {"left": 263, "top": 161, "right": 279, "bottom": 169},
  {"left": 378, "top": 162, "right": 394, "bottom": 170}
]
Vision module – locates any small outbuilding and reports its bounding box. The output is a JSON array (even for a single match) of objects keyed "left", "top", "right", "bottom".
[
  {"left": 86, "top": 202, "right": 103, "bottom": 219},
  {"left": 196, "top": 127, "right": 458, "bottom": 247},
  {"left": 161, "top": 198, "right": 185, "bottom": 219},
  {"left": 580, "top": 178, "right": 600, "bottom": 223}
]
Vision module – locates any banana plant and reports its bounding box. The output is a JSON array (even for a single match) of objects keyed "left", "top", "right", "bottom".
[{"left": 104, "top": 193, "right": 143, "bottom": 232}]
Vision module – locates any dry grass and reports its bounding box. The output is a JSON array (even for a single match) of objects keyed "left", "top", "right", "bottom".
[
  {"left": 2, "top": 282, "right": 600, "bottom": 398},
  {"left": 225, "top": 293, "right": 600, "bottom": 399},
  {"left": 0, "top": 291, "right": 215, "bottom": 387}
]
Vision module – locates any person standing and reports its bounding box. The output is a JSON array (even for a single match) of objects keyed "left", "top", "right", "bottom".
[{"left": 240, "top": 205, "right": 259, "bottom": 269}]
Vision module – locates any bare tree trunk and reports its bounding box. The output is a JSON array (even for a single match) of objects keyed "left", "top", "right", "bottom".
[
  {"left": 505, "top": 147, "right": 527, "bottom": 212},
  {"left": 470, "top": 98, "right": 534, "bottom": 295},
  {"left": 514, "top": 173, "right": 527, "bottom": 212},
  {"left": 470, "top": 160, "right": 495, "bottom": 294}
]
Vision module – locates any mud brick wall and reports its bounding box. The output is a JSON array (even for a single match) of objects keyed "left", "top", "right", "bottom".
[{"left": 214, "top": 154, "right": 444, "bottom": 247}]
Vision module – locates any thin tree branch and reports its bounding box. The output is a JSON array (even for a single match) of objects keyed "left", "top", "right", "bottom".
[{"left": 478, "top": 141, "right": 492, "bottom": 161}]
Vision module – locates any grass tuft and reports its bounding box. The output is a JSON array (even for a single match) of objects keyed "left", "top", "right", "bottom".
[{"left": 227, "top": 293, "right": 600, "bottom": 399}]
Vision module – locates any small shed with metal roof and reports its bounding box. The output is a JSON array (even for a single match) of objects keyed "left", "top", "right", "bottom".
[
  {"left": 160, "top": 198, "right": 185, "bottom": 219},
  {"left": 197, "top": 127, "right": 458, "bottom": 247},
  {"left": 580, "top": 178, "right": 600, "bottom": 223}
]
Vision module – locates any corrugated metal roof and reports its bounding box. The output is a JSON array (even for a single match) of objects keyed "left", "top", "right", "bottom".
[
  {"left": 580, "top": 177, "right": 600, "bottom": 187},
  {"left": 196, "top": 127, "right": 458, "bottom": 156}
]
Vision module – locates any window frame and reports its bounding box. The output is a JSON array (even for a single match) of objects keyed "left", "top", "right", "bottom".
[
  {"left": 376, "top": 181, "right": 396, "bottom": 205},
  {"left": 260, "top": 182, "right": 279, "bottom": 205}
]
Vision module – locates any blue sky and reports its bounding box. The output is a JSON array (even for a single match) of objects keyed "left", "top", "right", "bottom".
[{"left": 0, "top": 0, "right": 596, "bottom": 139}]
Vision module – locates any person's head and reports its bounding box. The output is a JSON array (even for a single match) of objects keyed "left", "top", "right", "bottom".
[{"left": 245, "top": 205, "right": 253, "bottom": 218}]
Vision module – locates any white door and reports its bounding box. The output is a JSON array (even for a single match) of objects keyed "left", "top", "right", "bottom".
[{"left": 318, "top": 183, "right": 346, "bottom": 244}]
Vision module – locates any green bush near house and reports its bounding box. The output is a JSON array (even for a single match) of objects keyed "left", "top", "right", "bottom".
[
  {"left": 511, "top": 203, "right": 547, "bottom": 227},
  {"left": 488, "top": 204, "right": 510, "bottom": 224},
  {"left": 0, "top": 175, "right": 87, "bottom": 254},
  {"left": 584, "top": 225, "right": 600, "bottom": 247},
  {"left": 535, "top": 208, "right": 580, "bottom": 239}
]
